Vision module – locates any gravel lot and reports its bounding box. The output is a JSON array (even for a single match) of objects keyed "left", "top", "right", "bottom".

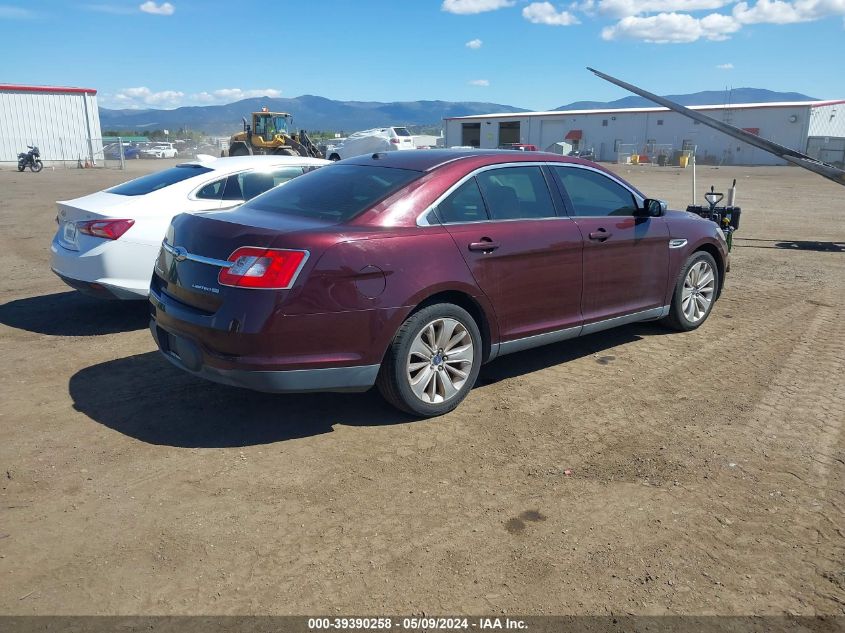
[{"left": 0, "top": 159, "right": 843, "bottom": 615}]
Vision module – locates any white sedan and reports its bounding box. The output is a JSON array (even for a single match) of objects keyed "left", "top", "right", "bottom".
[
  {"left": 141, "top": 143, "right": 178, "bottom": 159},
  {"left": 51, "top": 155, "right": 329, "bottom": 299}
]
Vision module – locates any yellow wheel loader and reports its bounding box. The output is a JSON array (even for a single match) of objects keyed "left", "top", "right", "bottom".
[{"left": 228, "top": 109, "right": 323, "bottom": 158}]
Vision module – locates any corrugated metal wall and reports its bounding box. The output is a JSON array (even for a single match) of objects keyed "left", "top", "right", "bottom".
[
  {"left": 0, "top": 90, "right": 103, "bottom": 163},
  {"left": 444, "top": 104, "right": 834, "bottom": 166}
]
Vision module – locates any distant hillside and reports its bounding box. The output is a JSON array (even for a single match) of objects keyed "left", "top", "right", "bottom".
[
  {"left": 99, "top": 95, "right": 531, "bottom": 135},
  {"left": 556, "top": 88, "right": 819, "bottom": 111},
  {"left": 99, "top": 88, "right": 823, "bottom": 135}
]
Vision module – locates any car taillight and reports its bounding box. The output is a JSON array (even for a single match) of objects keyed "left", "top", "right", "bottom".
[
  {"left": 390, "top": 138, "right": 400, "bottom": 144},
  {"left": 218, "top": 246, "right": 308, "bottom": 289},
  {"left": 77, "top": 218, "right": 135, "bottom": 240}
]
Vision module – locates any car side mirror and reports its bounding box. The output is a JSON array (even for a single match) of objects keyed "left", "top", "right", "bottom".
[{"left": 640, "top": 198, "right": 667, "bottom": 217}]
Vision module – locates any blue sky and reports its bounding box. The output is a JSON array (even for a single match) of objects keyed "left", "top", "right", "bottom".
[{"left": 1, "top": 0, "right": 844, "bottom": 110}]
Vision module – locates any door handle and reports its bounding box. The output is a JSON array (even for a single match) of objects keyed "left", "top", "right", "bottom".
[
  {"left": 588, "top": 229, "right": 612, "bottom": 241},
  {"left": 468, "top": 239, "right": 500, "bottom": 252}
]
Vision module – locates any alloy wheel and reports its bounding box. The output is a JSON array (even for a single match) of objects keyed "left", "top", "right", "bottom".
[
  {"left": 406, "top": 317, "right": 474, "bottom": 404},
  {"left": 681, "top": 260, "right": 716, "bottom": 323}
]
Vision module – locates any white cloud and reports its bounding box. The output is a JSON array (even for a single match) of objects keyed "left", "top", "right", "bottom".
[
  {"left": 523, "top": 1, "right": 581, "bottom": 24},
  {"left": 570, "top": 0, "right": 596, "bottom": 14},
  {"left": 0, "top": 5, "right": 35, "bottom": 18},
  {"left": 139, "top": 1, "right": 174, "bottom": 15},
  {"left": 601, "top": 11, "right": 741, "bottom": 41},
  {"left": 114, "top": 86, "right": 184, "bottom": 107},
  {"left": 716, "top": 62, "right": 735, "bottom": 68},
  {"left": 442, "top": 0, "right": 514, "bottom": 14},
  {"left": 192, "top": 88, "right": 282, "bottom": 103},
  {"left": 733, "top": 0, "right": 845, "bottom": 24},
  {"left": 597, "top": 0, "right": 733, "bottom": 18},
  {"left": 469, "top": 79, "right": 491, "bottom": 86},
  {"left": 597, "top": 0, "right": 845, "bottom": 42},
  {"left": 465, "top": 38, "right": 484, "bottom": 48}
]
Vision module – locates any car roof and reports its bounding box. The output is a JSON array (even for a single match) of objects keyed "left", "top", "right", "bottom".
[
  {"left": 342, "top": 148, "right": 585, "bottom": 172},
  {"left": 181, "top": 155, "right": 330, "bottom": 172}
]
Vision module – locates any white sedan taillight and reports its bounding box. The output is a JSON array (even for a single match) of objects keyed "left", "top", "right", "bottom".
[{"left": 77, "top": 218, "right": 135, "bottom": 240}]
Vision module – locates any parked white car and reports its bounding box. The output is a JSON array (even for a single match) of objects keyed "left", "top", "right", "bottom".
[
  {"left": 141, "top": 143, "right": 178, "bottom": 159},
  {"left": 51, "top": 155, "right": 329, "bottom": 299},
  {"left": 332, "top": 127, "right": 414, "bottom": 160},
  {"left": 322, "top": 137, "right": 347, "bottom": 161}
]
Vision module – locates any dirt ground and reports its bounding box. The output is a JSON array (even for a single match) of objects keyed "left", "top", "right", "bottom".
[{"left": 0, "top": 159, "right": 843, "bottom": 616}]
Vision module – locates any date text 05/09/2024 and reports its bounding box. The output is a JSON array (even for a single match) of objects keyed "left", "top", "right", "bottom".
[{"left": 307, "top": 617, "right": 528, "bottom": 630}]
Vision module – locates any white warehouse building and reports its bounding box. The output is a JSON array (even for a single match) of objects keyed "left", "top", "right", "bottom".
[
  {"left": 444, "top": 100, "right": 845, "bottom": 167},
  {"left": 0, "top": 84, "right": 103, "bottom": 164}
]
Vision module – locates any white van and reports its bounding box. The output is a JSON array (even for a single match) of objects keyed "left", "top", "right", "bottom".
[{"left": 332, "top": 127, "right": 414, "bottom": 160}]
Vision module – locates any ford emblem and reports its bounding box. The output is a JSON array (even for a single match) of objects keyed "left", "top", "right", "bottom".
[{"left": 173, "top": 247, "right": 188, "bottom": 262}]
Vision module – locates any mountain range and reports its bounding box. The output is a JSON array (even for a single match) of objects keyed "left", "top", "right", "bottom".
[
  {"left": 98, "top": 96, "right": 531, "bottom": 135},
  {"left": 99, "top": 88, "right": 819, "bottom": 136},
  {"left": 554, "top": 87, "right": 817, "bottom": 111}
]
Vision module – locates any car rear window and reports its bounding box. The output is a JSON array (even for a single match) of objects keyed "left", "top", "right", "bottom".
[
  {"left": 242, "top": 164, "right": 420, "bottom": 222},
  {"left": 393, "top": 128, "right": 412, "bottom": 137},
  {"left": 107, "top": 165, "right": 213, "bottom": 196}
]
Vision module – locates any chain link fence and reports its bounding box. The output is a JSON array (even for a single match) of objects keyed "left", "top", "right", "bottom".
[{"left": 1, "top": 136, "right": 221, "bottom": 169}]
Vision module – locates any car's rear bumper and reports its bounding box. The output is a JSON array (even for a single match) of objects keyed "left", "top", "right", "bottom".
[
  {"left": 50, "top": 235, "right": 155, "bottom": 299},
  {"left": 53, "top": 271, "right": 143, "bottom": 300},
  {"left": 149, "top": 319, "right": 379, "bottom": 393}
]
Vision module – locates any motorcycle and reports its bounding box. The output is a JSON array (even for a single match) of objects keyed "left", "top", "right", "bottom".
[{"left": 17, "top": 145, "right": 43, "bottom": 173}]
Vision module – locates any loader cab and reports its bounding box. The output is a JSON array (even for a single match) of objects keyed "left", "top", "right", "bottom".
[{"left": 253, "top": 112, "right": 292, "bottom": 142}]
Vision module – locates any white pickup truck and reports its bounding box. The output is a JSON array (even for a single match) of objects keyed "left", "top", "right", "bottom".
[{"left": 327, "top": 127, "right": 415, "bottom": 160}]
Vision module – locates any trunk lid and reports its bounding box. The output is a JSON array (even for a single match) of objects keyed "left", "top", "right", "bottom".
[{"left": 153, "top": 209, "right": 335, "bottom": 314}]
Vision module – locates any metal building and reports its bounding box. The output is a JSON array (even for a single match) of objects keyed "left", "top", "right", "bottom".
[
  {"left": 444, "top": 100, "right": 845, "bottom": 167},
  {"left": 0, "top": 84, "right": 103, "bottom": 164}
]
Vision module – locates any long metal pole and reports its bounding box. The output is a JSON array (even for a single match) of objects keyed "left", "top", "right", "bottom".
[{"left": 691, "top": 147, "right": 697, "bottom": 206}]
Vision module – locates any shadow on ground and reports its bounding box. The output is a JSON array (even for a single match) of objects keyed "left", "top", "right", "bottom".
[
  {"left": 0, "top": 291, "right": 149, "bottom": 336},
  {"left": 735, "top": 238, "right": 845, "bottom": 253},
  {"left": 69, "top": 351, "right": 413, "bottom": 448},
  {"left": 69, "top": 322, "right": 672, "bottom": 448}
]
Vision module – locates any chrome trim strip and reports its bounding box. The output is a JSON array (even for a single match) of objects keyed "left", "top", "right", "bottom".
[
  {"left": 669, "top": 238, "right": 688, "bottom": 249},
  {"left": 162, "top": 241, "right": 233, "bottom": 268},
  {"left": 416, "top": 161, "right": 644, "bottom": 227},
  {"left": 494, "top": 305, "right": 670, "bottom": 358},
  {"left": 581, "top": 306, "right": 668, "bottom": 336},
  {"left": 498, "top": 325, "right": 582, "bottom": 357}
]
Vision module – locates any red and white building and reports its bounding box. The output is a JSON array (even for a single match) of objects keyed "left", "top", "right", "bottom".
[
  {"left": 444, "top": 100, "right": 845, "bottom": 166},
  {"left": 0, "top": 84, "right": 102, "bottom": 164}
]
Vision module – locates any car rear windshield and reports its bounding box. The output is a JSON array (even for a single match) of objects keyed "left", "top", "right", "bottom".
[
  {"left": 106, "top": 164, "right": 212, "bottom": 196},
  {"left": 393, "top": 127, "right": 412, "bottom": 137},
  {"left": 242, "top": 164, "right": 421, "bottom": 222}
]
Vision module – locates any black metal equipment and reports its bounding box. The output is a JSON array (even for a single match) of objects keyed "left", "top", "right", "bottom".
[{"left": 687, "top": 185, "right": 741, "bottom": 250}]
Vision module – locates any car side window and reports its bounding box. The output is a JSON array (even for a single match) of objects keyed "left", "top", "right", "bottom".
[
  {"left": 222, "top": 175, "right": 244, "bottom": 201},
  {"left": 436, "top": 178, "right": 489, "bottom": 224},
  {"left": 552, "top": 166, "right": 638, "bottom": 217},
  {"left": 270, "top": 167, "right": 305, "bottom": 187},
  {"left": 195, "top": 178, "right": 226, "bottom": 200},
  {"left": 475, "top": 166, "right": 556, "bottom": 220},
  {"left": 225, "top": 167, "right": 307, "bottom": 202}
]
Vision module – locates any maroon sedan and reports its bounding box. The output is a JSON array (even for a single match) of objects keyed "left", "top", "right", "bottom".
[{"left": 150, "top": 150, "right": 728, "bottom": 417}]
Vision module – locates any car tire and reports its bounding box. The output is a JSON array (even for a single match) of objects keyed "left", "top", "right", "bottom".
[
  {"left": 377, "top": 303, "right": 482, "bottom": 417},
  {"left": 662, "top": 251, "right": 719, "bottom": 332}
]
